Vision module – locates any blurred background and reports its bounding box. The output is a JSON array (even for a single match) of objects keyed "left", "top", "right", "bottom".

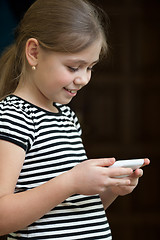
[{"left": 0, "top": 0, "right": 160, "bottom": 239}]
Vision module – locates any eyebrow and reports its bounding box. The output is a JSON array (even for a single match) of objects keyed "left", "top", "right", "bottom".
[{"left": 67, "top": 59, "right": 99, "bottom": 65}]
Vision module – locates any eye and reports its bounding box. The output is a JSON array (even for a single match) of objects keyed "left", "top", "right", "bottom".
[
  {"left": 87, "top": 67, "right": 93, "bottom": 71},
  {"left": 87, "top": 66, "right": 94, "bottom": 72},
  {"left": 68, "top": 66, "right": 79, "bottom": 72}
]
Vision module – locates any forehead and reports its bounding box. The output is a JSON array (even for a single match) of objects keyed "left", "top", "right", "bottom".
[
  {"left": 61, "top": 40, "right": 102, "bottom": 63},
  {"left": 39, "top": 40, "right": 102, "bottom": 65}
]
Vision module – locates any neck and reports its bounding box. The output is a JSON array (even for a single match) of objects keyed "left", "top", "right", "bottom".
[{"left": 14, "top": 82, "right": 58, "bottom": 113}]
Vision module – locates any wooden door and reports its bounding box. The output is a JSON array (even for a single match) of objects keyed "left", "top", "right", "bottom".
[{"left": 70, "top": 0, "right": 160, "bottom": 239}]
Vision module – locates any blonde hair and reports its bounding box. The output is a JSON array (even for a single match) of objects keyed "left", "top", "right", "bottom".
[{"left": 0, "top": 0, "right": 108, "bottom": 99}]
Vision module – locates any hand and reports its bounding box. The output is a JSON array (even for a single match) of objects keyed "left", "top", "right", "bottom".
[
  {"left": 109, "top": 158, "right": 150, "bottom": 196},
  {"left": 69, "top": 158, "right": 133, "bottom": 196},
  {"left": 142, "top": 158, "right": 150, "bottom": 168}
]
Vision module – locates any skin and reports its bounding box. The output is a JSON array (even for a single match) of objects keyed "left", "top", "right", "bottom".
[
  {"left": 0, "top": 38, "right": 150, "bottom": 235},
  {"left": 15, "top": 38, "right": 101, "bottom": 111}
]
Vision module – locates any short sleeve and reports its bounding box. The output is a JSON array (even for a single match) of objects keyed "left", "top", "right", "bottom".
[{"left": 0, "top": 102, "right": 35, "bottom": 152}]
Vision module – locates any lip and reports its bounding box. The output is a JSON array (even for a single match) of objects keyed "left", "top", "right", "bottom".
[{"left": 64, "top": 87, "right": 78, "bottom": 96}]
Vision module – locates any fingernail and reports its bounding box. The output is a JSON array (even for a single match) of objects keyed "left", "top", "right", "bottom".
[
  {"left": 110, "top": 158, "right": 115, "bottom": 162},
  {"left": 127, "top": 180, "right": 130, "bottom": 185}
]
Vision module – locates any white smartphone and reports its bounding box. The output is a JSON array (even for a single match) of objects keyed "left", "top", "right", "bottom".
[{"left": 109, "top": 159, "right": 144, "bottom": 178}]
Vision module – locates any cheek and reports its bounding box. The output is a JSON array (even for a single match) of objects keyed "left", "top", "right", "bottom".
[
  {"left": 37, "top": 63, "right": 72, "bottom": 89},
  {"left": 88, "top": 72, "right": 92, "bottom": 82},
  {"left": 52, "top": 69, "right": 73, "bottom": 86}
]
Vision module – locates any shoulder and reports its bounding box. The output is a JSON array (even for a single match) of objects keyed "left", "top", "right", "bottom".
[
  {"left": 55, "top": 103, "right": 82, "bottom": 134},
  {"left": 55, "top": 103, "right": 78, "bottom": 123},
  {"left": 0, "top": 95, "right": 36, "bottom": 151},
  {"left": 0, "top": 95, "right": 36, "bottom": 127},
  {"left": 56, "top": 103, "right": 75, "bottom": 117}
]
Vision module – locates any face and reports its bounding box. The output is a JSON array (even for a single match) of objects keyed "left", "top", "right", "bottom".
[{"left": 26, "top": 40, "right": 102, "bottom": 108}]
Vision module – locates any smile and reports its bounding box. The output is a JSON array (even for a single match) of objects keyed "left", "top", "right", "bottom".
[{"left": 64, "top": 88, "right": 77, "bottom": 94}]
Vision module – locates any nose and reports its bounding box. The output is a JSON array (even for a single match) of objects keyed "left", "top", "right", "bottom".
[{"left": 73, "top": 71, "right": 91, "bottom": 87}]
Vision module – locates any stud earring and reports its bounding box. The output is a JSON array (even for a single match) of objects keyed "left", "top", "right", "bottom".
[{"left": 32, "top": 66, "right": 36, "bottom": 70}]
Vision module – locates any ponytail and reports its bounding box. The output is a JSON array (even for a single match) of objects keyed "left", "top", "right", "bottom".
[{"left": 0, "top": 44, "right": 23, "bottom": 99}]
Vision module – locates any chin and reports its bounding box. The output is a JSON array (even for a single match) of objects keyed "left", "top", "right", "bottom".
[{"left": 55, "top": 98, "right": 73, "bottom": 105}]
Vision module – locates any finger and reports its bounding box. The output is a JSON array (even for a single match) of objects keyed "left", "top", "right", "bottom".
[
  {"left": 96, "top": 158, "right": 116, "bottom": 167},
  {"left": 107, "top": 177, "right": 131, "bottom": 187},
  {"left": 131, "top": 168, "right": 143, "bottom": 178},
  {"left": 142, "top": 158, "right": 150, "bottom": 167},
  {"left": 108, "top": 167, "right": 133, "bottom": 178}
]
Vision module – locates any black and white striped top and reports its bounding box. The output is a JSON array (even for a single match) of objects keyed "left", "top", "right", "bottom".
[{"left": 0, "top": 95, "right": 112, "bottom": 240}]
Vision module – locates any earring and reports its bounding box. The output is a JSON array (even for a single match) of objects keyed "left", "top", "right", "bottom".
[{"left": 32, "top": 66, "right": 36, "bottom": 70}]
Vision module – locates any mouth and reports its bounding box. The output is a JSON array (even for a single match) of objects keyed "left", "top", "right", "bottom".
[
  {"left": 64, "top": 87, "right": 78, "bottom": 96},
  {"left": 64, "top": 88, "right": 77, "bottom": 93}
]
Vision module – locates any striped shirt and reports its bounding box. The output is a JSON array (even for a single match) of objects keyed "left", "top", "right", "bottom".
[{"left": 0, "top": 95, "right": 112, "bottom": 240}]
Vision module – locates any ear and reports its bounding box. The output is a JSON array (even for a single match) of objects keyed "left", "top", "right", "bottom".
[{"left": 25, "top": 38, "right": 39, "bottom": 67}]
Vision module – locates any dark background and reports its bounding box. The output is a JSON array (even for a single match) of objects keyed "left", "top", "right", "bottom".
[{"left": 0, "top": 0, "right": 160, "bottom": 239}]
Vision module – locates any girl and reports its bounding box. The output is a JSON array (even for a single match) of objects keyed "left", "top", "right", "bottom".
[{"left": 0, "top": 0, "right": 149, "bottom": 239}]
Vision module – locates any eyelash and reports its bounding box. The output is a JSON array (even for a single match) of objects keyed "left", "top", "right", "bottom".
[
  {"left": 68, "top": 67, "right": 78, "bottom": 72},
  {"left": 68, "top": 66, "right": 93, "bottom": 72}
]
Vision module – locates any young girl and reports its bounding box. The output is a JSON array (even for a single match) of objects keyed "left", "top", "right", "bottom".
[{"left": 0, "top": 0, "right": 149, "bottom": 239}]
